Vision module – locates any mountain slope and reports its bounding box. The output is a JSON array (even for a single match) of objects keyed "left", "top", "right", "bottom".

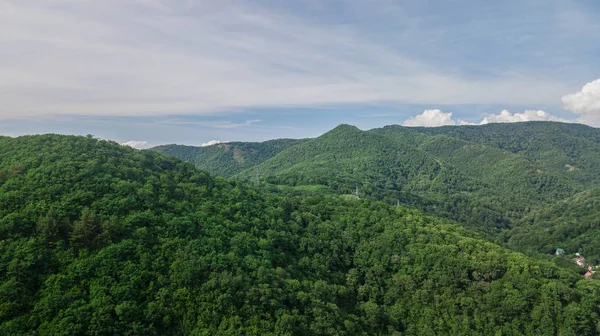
[
  {"left": 374, "top": 122, "right": 600, "bottom": 187},
  {"left": 152, "top": 122, "right": 600, "bottom": 237},
  {"left": 414, "top": 133, "right": 579, "bottom": 204},
  {"left": 239, "top": 124, "right": 477, "bottom": 194},
  {"left": 236, "top": 125, "right": 512, "bottom": 235},
  {"left": 2, "top": 134, "right": 600, "bottom": 335},
  {"left": 152, "top": 138, "right": 306, "bottom": 177},
  {"left": 234, "top": 124, "right": 583, "bottom": 235},
  {"left": 507, "top": 188, "right": 600, "bottom": 264}
]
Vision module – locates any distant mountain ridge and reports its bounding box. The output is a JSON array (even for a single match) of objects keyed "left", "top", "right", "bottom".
[
  {"left": 151, "top": 121, "right": 600, "bottom": 238},
  {"left": 372, "top": 122, "right": 600, "bottom": 186},
  {"left": 152, "top": 138, "right": 307, "bottom": 177}
]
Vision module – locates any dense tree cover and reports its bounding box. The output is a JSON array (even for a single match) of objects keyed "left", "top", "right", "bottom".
[
  {"left": 374, "top": 122, "right": 600, "bottom": 187},
  {"left": 152, "top": 139, "right": 307, "bottom": 178},
  {"left": 155, "top": 122, "right": 597, "bottom": 238},
  {"left": 507, "top": 188, "right": 600, "bottom": 264},
  {"left": 2, "top": 134, "right": 600, "bottom": 335},
  {"left": 414, "top": 133, "right": 578, "bottom": 203},
  {"left": 234, "top": 124, "right": 581, "bottom": 236}
]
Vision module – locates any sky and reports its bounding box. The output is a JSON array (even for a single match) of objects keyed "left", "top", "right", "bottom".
[{"left": 1, "top": 0, "right": 599, "bottom": 148}]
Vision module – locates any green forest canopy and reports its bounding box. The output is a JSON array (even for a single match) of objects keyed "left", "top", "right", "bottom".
[
  {"left": 153, "top": 122, "right": 600, "bottom": 251},
  {"left": 2, "top": 133, "right": 600, "bottom": 335}
]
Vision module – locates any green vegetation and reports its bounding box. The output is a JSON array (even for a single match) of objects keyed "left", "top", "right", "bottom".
[
  {"left": 3, "top": 133, "right": 600, "bottom": 335},
  {"left": 152, "top": 138, "right": 306, "bottom": 178},
  {"left": 508, "top": 188, "right": 600, "bottom": 264},
  {"left": 374, "top": 122, "right": 600, "bottom": 187},
  {"left": 154, "top": 121, "right": 600, "bottom": 263},
  {"left": 228, "top": 123, "right": 583, "bottom": 237}
]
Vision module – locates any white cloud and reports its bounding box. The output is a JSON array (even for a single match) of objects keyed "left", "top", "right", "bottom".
[
  {"left": 0, "top": 1, "right": 576, "bottom": 119},
  {"left": 122, "top": 140, "right": 149, "bottom": 149},
  {"left": 403, "top": 109, "right": 457, "bottom": 127},
  {"left": 480, "top": 109, "right": 565, "bottom": 124},
  {"left": 200, "top": 140, "right": 228, "bottom": 147},
  {"left": 562, "top": 78, "right": 600, "bottom": 126},
  {"left": 403, "top": 108, "right": 566, "bottom": 127}
]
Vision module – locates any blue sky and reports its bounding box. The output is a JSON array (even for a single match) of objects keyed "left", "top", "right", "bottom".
[{"left": 1, "top": 0, "right": 599, "bottom": 147}]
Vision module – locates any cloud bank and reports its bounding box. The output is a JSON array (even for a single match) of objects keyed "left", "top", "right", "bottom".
[
  {"left": 402, "top": 109, "right": 457, "bottom": 127},
  {"left": 480, "top": 110, "right": 565, "bottom": 124},
  {"left": 562, "top": 79, "right": 600, "bottom": 126},
  {"left": 122, "top": 140, "right": 149, "bottom": 149},
  {"left": 403, "top": 109, "right": 566, "bottom": 127},
  {"left": 200, "top": 140, "right": 228, "bottom": 147},
  {"left": 402, "top": 77, "right": 600, "bottom": 127}
]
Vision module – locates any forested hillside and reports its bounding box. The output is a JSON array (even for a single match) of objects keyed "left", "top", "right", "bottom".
[
  {"left": 508, "top": 188, "right": 600, "bottom": 264},
  {"left": 373, "top": 122, "right": 600, "bottom": 187},
  {"left": 153, "top": 121, "right": 600, "bottom": 259},
  {"left": 2, "top": 134, "right": 600, "bottom": 335},
  {"left": 233, "top": 125, "right": 513, "bottom": 235},
  {"left": 152, "top": 138, "right": 306, "bottom": 177}
]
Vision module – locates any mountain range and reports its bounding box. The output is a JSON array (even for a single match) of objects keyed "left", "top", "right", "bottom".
[
  {"left": 2, "top": 122, "right": 600, "bottom": 334},
  {"left": 153, "top": 121, "right": 600, "bottom": 244}
]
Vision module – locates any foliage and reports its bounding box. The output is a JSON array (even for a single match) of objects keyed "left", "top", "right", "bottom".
[
  {"left": 152, "top": 138, "right": 306, "bottom": 178},
  {"left": 232, "top": 124, "right": 583, "bottom": 236},
  {"left": 507, "top": 188, "right": 600, "bottom": 264},
  {"left": 153, "top": 122, "right": 600, "bottom": 238},
  {"left": 374, "top": 121, "right": 600, "bottom": 187},
  {"left": 2, "top": 134, "right": 600, "bottom": 335}
]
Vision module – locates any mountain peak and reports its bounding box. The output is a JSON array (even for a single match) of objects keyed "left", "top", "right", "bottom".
[{"left": 321, "top": 124, "right": 361, "bottom": 137}]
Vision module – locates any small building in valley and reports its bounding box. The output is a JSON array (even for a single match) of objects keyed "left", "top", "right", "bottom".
[{"left": 573, "top": 256, "right": 585, "bottom": 267}]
